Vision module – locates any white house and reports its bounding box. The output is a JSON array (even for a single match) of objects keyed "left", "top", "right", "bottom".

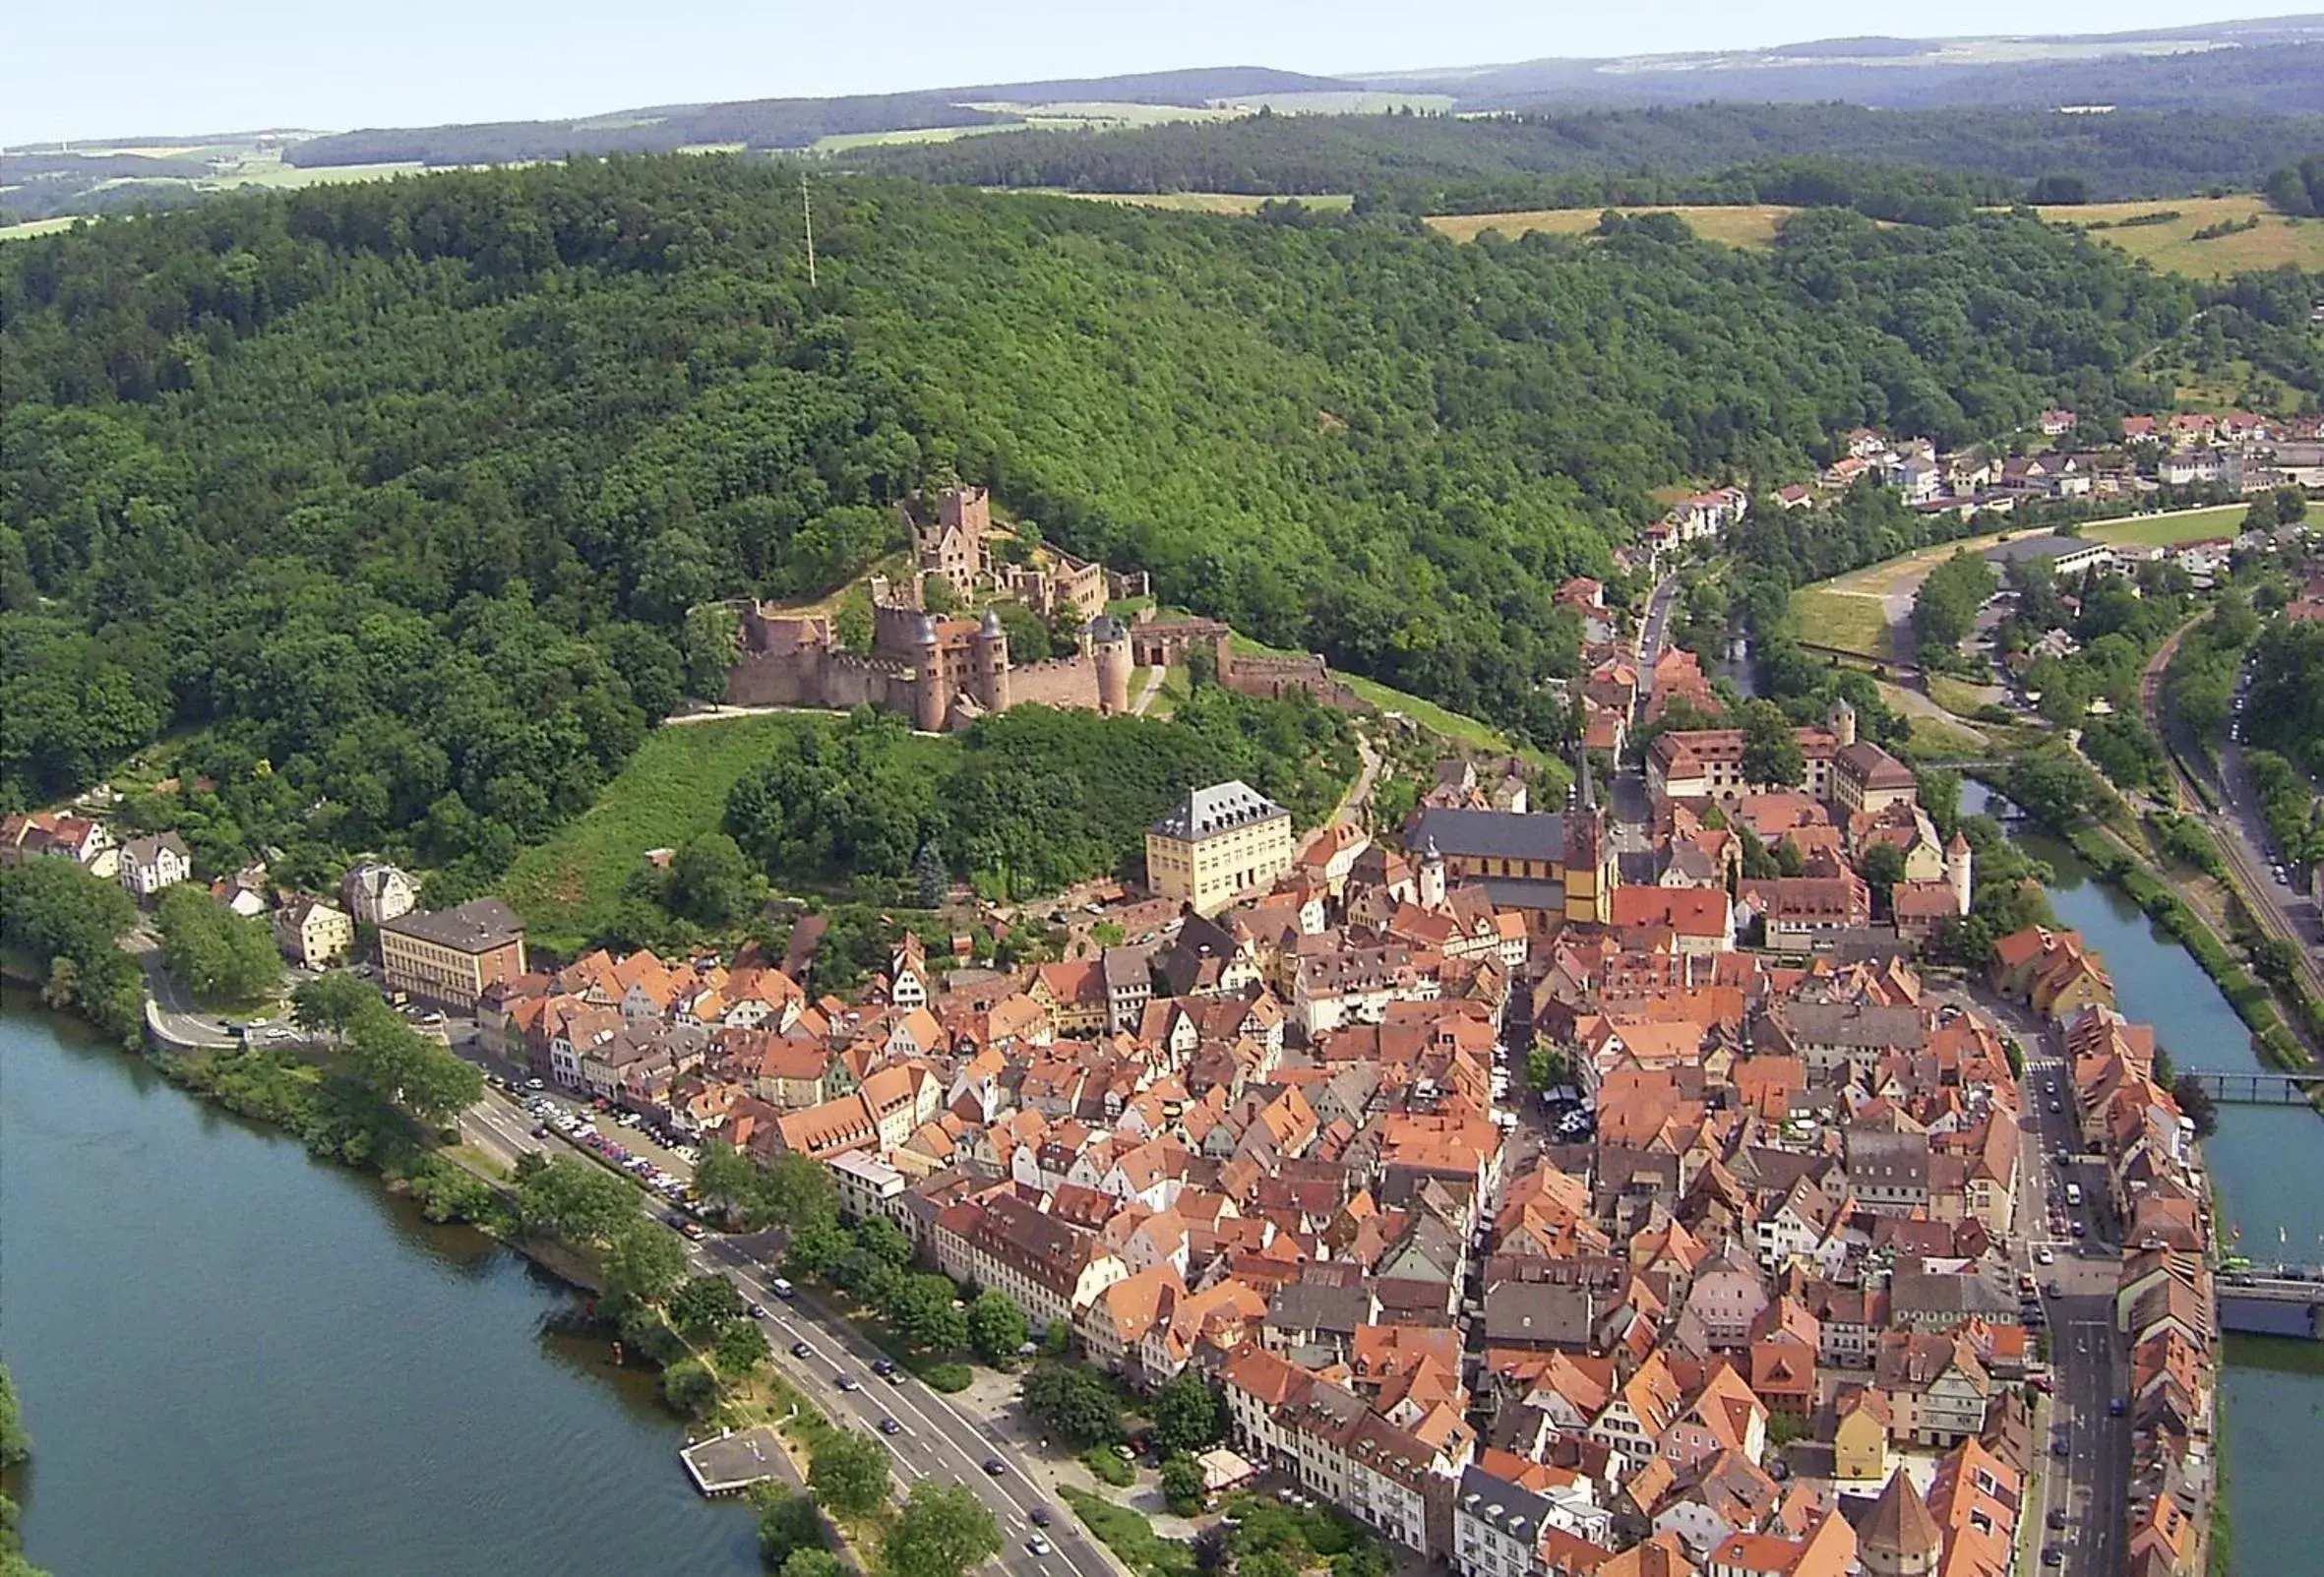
[{"left": 118, "top": 833, "right": 192, "bottom": 900}]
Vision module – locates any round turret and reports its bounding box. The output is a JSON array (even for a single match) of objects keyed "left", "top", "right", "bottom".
[
  {"left": 915, "top": 613, "right": 939, "bottom": 647},
  {"left": 978, "top": 608, "right": 1006, "bottom": 640},
  {"left": 1828, "top": 696, "right": 1859, "bottom": 748},
  {"left": 972, "top": 606, "right": 1010, "bottom": 713},
  {"left": 1092, "top": 614, "right": 1132, "bottom": 714}
]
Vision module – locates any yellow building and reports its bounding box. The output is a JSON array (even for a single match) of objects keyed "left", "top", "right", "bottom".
[
  {"left": 1146, "top": 780, "right": 1296, "bottom": 917},
  {"left": 380, "top": 898, "right": 528, "bottom": 1010},
  {"left": 1832, "top": 1387, "right": 1891, "bottom": 1483}
]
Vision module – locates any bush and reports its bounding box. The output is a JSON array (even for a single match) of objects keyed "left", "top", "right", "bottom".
[
  {"left": 1062, "top": 1488, "right": 1196, "bottom": 1577},
  {"left": 922, "top": 1363, "right": 973, "bottom": 1393},
  {"left": 662, "top": 1357, "right": 718, "bottom": 1416},
  {"left": 1084, "top": 1446, "right": 1135, "bottom": 1487}
]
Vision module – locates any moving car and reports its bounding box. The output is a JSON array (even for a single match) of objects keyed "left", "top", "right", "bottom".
[
  {"left": 1027, "top": 1537, "right": 1052, "bottom": 1557},
  {"left": 836, "top": 1374, "right": 859, "bottom": 1392},
  {"left": 983, "top": 1459, "right": 1008, "bottom": 1477},
  {"left": 791, "top": 1341, "right": 814, "bottom": 1359},
  {"left": 748, "top": 1302, "right": 768, "bottom": 1319},
  {"left": 770, "top": 1278, "right": 795, "bottom": 1299},
  {"left": 1028, "top": 1507, "right": 1054, "bottom": 1528},
  {"left": 879, "top": 1418, "right": 902, "bottom": 1436}
]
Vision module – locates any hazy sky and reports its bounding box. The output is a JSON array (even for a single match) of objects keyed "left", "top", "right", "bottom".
[{"left": 5, "top": 0, "right": 2279, "bottom": 144}]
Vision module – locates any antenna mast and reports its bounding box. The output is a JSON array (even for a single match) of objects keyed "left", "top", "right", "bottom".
[{"left": 800, "top": 169, "right": 817, "bottom": 287}]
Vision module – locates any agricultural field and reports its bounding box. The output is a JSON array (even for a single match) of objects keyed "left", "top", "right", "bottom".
[
  {"left": 1428, "top": 205, "right": 1800, "bottom": 248},
  {"left": 2083, "top": 504, "right": 2249, "bottom": 548},
  {"left": 1030, "top": 189, "right": 1354, "bottom": 213},
  {"left": 2033, "top": 195, "right": 2324, "bottom": 279},
  {"left": 0, "top": 216, "right": 76, "bottom": 242}
]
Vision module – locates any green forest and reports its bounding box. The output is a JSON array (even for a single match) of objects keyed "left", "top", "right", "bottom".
[
  {"left": 841, "top": 104, "right": 2324, "bottom": 212},
  {"left": 0, "top": 154, "right": 2245, "bottom": 899}
]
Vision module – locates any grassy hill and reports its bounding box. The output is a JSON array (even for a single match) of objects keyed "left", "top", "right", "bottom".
[{"left": 2031, "top": 196, "right": 2324, "bottom": 279}]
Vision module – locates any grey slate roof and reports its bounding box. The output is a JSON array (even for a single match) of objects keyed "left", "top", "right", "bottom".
[
  {"left": 1151, "top": 780, "right": 1288, "bottom": 841},
  {"left": 381, "top": 897, "right": 525, "bottom": 951},
  {"left": 1404, "top": 807, "right": 1568, "bottom": 863}
]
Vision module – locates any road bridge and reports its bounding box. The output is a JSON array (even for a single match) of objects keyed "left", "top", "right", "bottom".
[{"left": 2217, "top": 1268, "right": 2324, "bottom": 1340}]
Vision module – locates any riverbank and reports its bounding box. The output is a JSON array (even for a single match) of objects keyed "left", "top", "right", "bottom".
[{"left": 1, "top": 1000, "right": 763, "bottom": 1576}]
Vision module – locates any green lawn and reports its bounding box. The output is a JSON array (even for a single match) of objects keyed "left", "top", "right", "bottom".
[
  {"left": 2084, "top": 506, "right": 2248, "bottom": 549},
  {"left": 500, "top": 713, "right": 818, "bottom": 950},
  {"left": 1221, "top": 633, "right": 1540, "bottom": 763},
  {"left": 1789, "top": 588, "right": 1893, "bottom": 659},
  {"left": 1926, "top": 674, "right": 2001, "bottom": 719}
]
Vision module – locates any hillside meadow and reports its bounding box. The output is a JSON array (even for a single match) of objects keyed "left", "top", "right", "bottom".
[
  {"left": 2033, "top": 195, "right": 2324, "bottom": 279},
  {"left": 1427, "top": 205, "right": 1798, "bottom": 248}
]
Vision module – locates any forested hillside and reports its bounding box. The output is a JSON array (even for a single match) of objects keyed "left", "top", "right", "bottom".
[
  {"left": 840, "top": 104, "right": 2324, "bottom": 212},
  {"left": 0, "top": 157, "right": 2200, "bottom": 891}
]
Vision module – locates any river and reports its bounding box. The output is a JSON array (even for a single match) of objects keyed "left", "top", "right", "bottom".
[
  {"left": 1982, "top": 791, "right": 2324, "bottom": 1570},
  {"left": 0, "top": 994, "right": 761, "bottom": 1577}
]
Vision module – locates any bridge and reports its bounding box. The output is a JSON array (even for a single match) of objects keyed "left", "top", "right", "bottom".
[
  {"left": 2217, "top": 1267, "right": 2324, "bottom": 1340},
  {"left": 2177, "top": 1069, "right": 2324, "bottom": 1105},
  {"left": 1794, "top": 641, "right": 1923, "bottom": 680}
]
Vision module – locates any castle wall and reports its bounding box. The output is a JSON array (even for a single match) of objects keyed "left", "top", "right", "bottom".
[{"left": 1009, "top": 655, "right": 1103, "bottom": 711}]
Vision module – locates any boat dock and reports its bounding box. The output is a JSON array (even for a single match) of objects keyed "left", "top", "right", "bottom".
[{"left": 680, "top": 1425, "right": 791, "bottom": 1496}]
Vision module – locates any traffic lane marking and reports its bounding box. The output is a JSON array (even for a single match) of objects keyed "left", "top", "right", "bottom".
[{"left": 725, "top": 1266, "right": 1109, "bottom": 1577}]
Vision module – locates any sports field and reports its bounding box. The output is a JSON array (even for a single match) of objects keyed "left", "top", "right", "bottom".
[{"left": 2083, "top": 505, "right": 2248, "bottom": 548}]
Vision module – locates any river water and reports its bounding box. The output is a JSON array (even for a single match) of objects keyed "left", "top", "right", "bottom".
[
  {"left": 0, "top": 995, "right": 761, "bottom": 1577},
  {"left": 1989, "top": 797, "right": 2324, "bottom": 1570}
]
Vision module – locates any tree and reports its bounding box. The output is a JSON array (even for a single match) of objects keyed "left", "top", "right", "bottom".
[
  {"left": 155, "top": 884, "right": 282, "bottom": 1005},
  {"left": 0, "top": 1364, "right": 27, "bottom": 1469},
  {"left": 2171, "top": 1072, "right": 2220, "bottom": 1140},
  {"left": 672, "top": 1274, "right": 749, "bottom": 1335},
  {"left": 1526, "top": 1043, "right": 1569, "bottom": 1093},
  {"left": 781, "top": 1550, "right": 846, "bottom": 1577},
  {"left": 891, "top": 1273, "right": 968, "bottom": 1353},
  {"left": 516, "top": 1154, "right": 636, "bottom": 1245},
  {"left": 1020, "top": 1362, "right": 1122, "bottom": 1447},
  {"left": 2005, "top": 748, "right": 2101, "bottom": 830},
  {"left": 912, "top": 842, "right": 949, "bottom": 909},
  {"left": 693, "top": 1139, "right": 760, "bottom": 1219},
  {"left": 602, "top": 1220, "right": 689, "bottom": 1304},
  {"left": 884, "top": 1483, "right": 1000, "bottom": 1577},
  {"left": 809, "top": 1426, "right": 893, "bottom": 1519},
  {"left": 1860, "top": 842, "right": 1906, "bottom": 903},
  {"left": 752, "top": 1488, "right": 826, "bottom": 1569},
  {"left": 289, "top": 970, "right": 377, "bottom": 1041},
  {"left": 1151, "top": 1369, "right": 1224, "bottom": 1454},
  {"left": 1738, "top": 700, "right": 1804, "bottom": 790},
  {"left": 1160, "top": 1453, "right": 1207, "bottom": 1516},
  {"left": 783, "top": 1218, "right": 854, "bottom": 1279},
  {"left": 714, "top": 1318, "right": 771, "bottom": 1377},
  {"left": 664, "top": 831, "right": 758, "bottom": 929},
  {"left": 965, "top": 1290, "right": 1028, "bottom": 1365},
  {"left": 340, "top": 1001, "right": 484, "bottom": 1124},
  {"left": 662, "top": 1357, "right": 719, "bottom": 1416},
  {"left": 757, "top": 1152, "right": 840, "bottom": 1229},
  {"left": 857, "top": 1213, "right": 914, "bottom": 1268},
  {"left": 680, "top": 602, "right": 741, "bottom": 699}
]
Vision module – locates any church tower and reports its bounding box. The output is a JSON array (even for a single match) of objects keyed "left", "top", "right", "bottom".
[
  {"left": 1562, "top": 747, "right": 1615, "bottom": 926},
  {"left": 1417, "top": 835, "right": 1446, "bottom": 910}
]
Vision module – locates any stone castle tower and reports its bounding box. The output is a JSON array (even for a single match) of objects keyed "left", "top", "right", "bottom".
[
  {"left": 911, "top": 614, "right": 947, "bottom": 732},
  {"left": 1858, "top": 1467, "right": 1941, "bottom": 1577},
  {"left": 1946, "top": 829, "right": 1974, "bottom": 916},
  {"left": 1091, "top": 615, "right": 1132, "bottom": 715},
  {"left": 973, "top": 608, "right": 1011, "bottom": 713},
  {"left": 1829, "top": 696, "right": 1858, "bottom": 748}
]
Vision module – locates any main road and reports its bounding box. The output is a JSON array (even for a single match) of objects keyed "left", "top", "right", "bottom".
[
  {"left": 448, "top": 1083, "right": 1122, "bottom": 1577},
  {"left": 699, "top": 1243, "right": 1123, "bottom": 1577},
  {"left": 2015, "top": 1039, "right": 2130, "bottom": 1577}
]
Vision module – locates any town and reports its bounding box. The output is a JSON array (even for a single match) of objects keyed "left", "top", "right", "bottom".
[{"left": 9, "top": 416, "right": 2306, "bottom": 1577}]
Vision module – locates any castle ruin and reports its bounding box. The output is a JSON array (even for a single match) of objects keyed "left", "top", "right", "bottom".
[{"left": 720, "top": 486, "right": 1369, "bottom": 731}]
